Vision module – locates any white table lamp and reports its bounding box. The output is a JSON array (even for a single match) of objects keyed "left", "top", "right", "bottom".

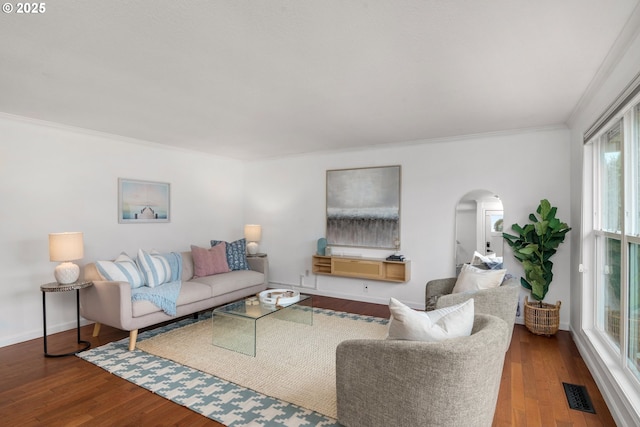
[
  {"left": 49, "top": 232, "right": 84, "bottom": 284},
  {"left": 244, "top": 224, "right": 262, "bottom": 255}
]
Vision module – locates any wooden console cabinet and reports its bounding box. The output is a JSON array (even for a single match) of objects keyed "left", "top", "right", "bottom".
[{"left": 312, "top": 255, "right": 410, "bottom": 283}]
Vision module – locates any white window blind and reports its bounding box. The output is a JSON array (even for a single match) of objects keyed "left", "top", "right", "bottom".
[{"left": 584, "top": 70, "right": 640, "bottom": 143}]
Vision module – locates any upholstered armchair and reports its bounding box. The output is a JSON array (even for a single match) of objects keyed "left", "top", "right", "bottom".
[
  {"left": 425, "top": 276, "right": 519, "bottom": 343},
  {"left": 336, "top": 314, "right": 510, "bottom": 427}
]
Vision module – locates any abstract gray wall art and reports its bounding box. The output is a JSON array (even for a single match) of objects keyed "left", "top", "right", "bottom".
[{"left": 326, "top": 165, "right": 400, "bottom": 249}]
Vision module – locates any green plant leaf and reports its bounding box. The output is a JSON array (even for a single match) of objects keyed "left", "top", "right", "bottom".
[
  {"left": 512, "top": 224, "right": 526, "bottom": 236},
  {"left": 502, "top": 232, "right": 519, "bottom": 242},
  {"left": 539, "top": 199, "right": 551, "bottom": 219},
  {"left": 517, "top": 244, "right": 538, "bottom": 255},
  {"left": 534, "top": 221, "right": 548, "bottom": 236}
]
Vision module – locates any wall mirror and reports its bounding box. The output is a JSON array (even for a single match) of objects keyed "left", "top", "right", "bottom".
[{"left": 455, "top": 190, "right": 504, "bottom": 273}]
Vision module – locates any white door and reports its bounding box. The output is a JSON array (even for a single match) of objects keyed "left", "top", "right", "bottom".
[{"left": 484, "top": 211, "right": 503, "bottom": 256}]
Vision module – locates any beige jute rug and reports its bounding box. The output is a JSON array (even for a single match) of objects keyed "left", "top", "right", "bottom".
[{"left": 137, "top": 310, "right": 388, "bottom": 418}]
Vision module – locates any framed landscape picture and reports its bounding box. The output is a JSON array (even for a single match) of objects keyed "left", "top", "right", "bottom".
[
  {"left": 326, "top": 165, "right": 401, "bottom": 249},
  {"left": 118, "top": 178, "right": 170, "bottom": 223}
]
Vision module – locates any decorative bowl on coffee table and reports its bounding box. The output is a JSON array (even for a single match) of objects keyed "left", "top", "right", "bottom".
[{"left": 259, "top": 289, "right": 301, "bottom": 307}]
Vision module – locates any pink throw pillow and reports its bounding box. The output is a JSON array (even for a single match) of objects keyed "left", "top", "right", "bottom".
[{"left": 191, "top": 243, "right": 230, "bottom": 277}]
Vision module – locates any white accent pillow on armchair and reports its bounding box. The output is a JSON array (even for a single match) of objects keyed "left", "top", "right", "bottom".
[
  {"left": 453, "top": 263, "right": 506, "bottom": 294},
  {"left": 387, "top": 297, "right": 474, "bottom": 342}
]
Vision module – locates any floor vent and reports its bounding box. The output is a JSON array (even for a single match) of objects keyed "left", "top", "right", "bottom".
[{"left": 563, "top": 382, "right": 596, "bottom": 413}]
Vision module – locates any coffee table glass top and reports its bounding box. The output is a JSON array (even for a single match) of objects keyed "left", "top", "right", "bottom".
[
  {"left": 211, "top": 294, "right": 313, "bottom": 356},
  {"left": 213, "top": 294, "right": 312, "bottom": 320}
]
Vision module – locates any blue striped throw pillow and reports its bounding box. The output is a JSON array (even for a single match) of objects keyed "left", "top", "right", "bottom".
[
  {"left": 137, "top": 249, "right": 172, "bottom": 288},
  {"left": 96, "top": 252, "right": 145, "bottom": 289}
]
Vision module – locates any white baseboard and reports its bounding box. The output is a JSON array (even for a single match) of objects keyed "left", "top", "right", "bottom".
[
  {"left": 571, "top": 326, "right": 640, "bottom": 426},
  {"left": 270, "top": 280, "right": 422, "bottom": 310},
  {"left": 0, "top": 318, "right": 92, "bottom": 349}
]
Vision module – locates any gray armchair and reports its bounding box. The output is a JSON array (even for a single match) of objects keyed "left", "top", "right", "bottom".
[
  {"left": 425, "top": 276, "right": 519, "bottom": 343},
  {"left": 336, "top": 314, "right": 510, "bottom": 427}
]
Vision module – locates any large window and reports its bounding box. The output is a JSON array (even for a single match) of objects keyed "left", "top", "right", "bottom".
[{"left": 589, "top": 100, "right": 640, "bottom": 381}]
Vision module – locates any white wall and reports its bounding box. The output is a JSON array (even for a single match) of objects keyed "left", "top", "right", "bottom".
[
  {"left": 0, "top": 114, "right": 246, "bottom": 347},
  {"left": 245, "top": 127, "right": 572, "bottom": 327},
  {"left": 0, "top": 115, "right": 573, "bottom": 348}
]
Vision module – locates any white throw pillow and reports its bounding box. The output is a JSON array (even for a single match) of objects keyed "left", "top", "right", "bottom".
[
  {"left": 95, "top": 252, "right": 145, "bottom": 288},
  {"left": 453, "top": 263, "right": 506, "bottom": 294},
  {"left": 387, "top": 298, "right": 474, "bottom": 342},
  {"left": 137, "top": 249, "right": 172, "bottom": 288},
  {"left": 470, "top": 250, "right": 496, "bottom": 265}
]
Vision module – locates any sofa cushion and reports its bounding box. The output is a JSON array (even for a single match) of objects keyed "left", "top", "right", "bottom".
[
  {"left": 95, "top": 252, "right": 145, "bottom": 289},
  {"left": 387, "top": 297, "right": 474, "bottom": 342},
  {"left": 211, "top": 238, "right": 249, "bottom": 271},
  {"left": 137, "top": 249, "right": 172, "bottom": 288},
  {"left": 132, "top": 281, "right": 214, "bottom": 317},
  {"left": 189, "top": 270, "right": 264, "bottom": 297},
  {"left": 452, "top": 263, "right": 506, "bottom": 294},
  {"left": 191, "top": 244, "right": 230, "bottom": 277}
]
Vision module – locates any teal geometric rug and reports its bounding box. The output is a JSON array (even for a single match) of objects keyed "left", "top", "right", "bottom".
[{"left": 78, "top": 308, "right": 387, "bottom": 427}]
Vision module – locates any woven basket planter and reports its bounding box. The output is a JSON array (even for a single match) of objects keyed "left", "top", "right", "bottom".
[{"left": 524, "top": 296, "right": 561, "bottom": 336}]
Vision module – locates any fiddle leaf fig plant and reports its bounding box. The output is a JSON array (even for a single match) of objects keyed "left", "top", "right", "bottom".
[{"left": 502, "top": 199, "right": 571, "bottom": 302}]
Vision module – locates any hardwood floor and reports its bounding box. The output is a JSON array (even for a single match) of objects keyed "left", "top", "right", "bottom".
[{"left": 0, "top": 295, "right": 616, "bottom": 426}]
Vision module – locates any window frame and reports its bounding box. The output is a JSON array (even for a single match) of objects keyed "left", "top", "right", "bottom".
[{"left": 584, "top": 91, "right": 640, "bottom": 392}]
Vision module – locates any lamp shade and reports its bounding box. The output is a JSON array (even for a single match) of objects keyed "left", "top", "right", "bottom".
[
  {"left": 244, "top": 225, "right": 262, "bottom": 242},
  {"left": 49, "top": 232, "right": 84, "bottom": 262}
]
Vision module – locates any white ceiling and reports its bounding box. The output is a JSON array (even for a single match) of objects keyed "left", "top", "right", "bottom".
[{"left": 1, "top": 1, "right": 639, "bottom": 160}]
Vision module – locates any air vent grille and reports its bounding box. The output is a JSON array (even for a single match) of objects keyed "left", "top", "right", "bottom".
[{"left": 563, "top": 382, "right": 595, "bottom": 413}]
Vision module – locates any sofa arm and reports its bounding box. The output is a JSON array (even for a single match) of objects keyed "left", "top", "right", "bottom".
[
  {"left": 336, "top": 314, "right": 509, "bottom": 427},
  {"left": 247, "top": 256, "right": 269, "bottom": 286},
  {"left": 337, "top": 339, "right": 449, "bottom": 427},
  {"left": 80, "top": 280, "right": 134, "bottom": 331},
  {"left": 425, "top": 277, "right": 456, "bottom": 310}
]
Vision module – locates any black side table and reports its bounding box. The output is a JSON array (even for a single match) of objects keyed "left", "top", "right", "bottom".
[{"left": 41, "top": 281, "right": 93, "bottom": 357}]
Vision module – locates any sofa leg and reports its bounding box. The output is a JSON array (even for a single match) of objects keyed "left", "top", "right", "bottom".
[
  {"left": 92, "top": 323, "right": 101, "bottom": 337},
  {"left": 128, "top": 329, "right": 138, "bottom": 351}
]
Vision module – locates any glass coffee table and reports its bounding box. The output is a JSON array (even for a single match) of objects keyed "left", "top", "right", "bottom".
[{"left": 212, "top": 293, "right": 313, "bottom": 356}]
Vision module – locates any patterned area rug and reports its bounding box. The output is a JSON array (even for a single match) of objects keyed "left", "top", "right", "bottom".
[{"left": 78, "top": 307, "right": 388, "bottom": 427}]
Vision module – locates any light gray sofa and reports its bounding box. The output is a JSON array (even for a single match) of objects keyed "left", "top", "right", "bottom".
[
  {"left": 336, "top": 313, "right": 510, "bottom": 427},
  {"left": 80, "top": 251, "right": 268, "bottom": 350},
  {"left": 425, "top": 275, "right": 519, "bottom": 343}
]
